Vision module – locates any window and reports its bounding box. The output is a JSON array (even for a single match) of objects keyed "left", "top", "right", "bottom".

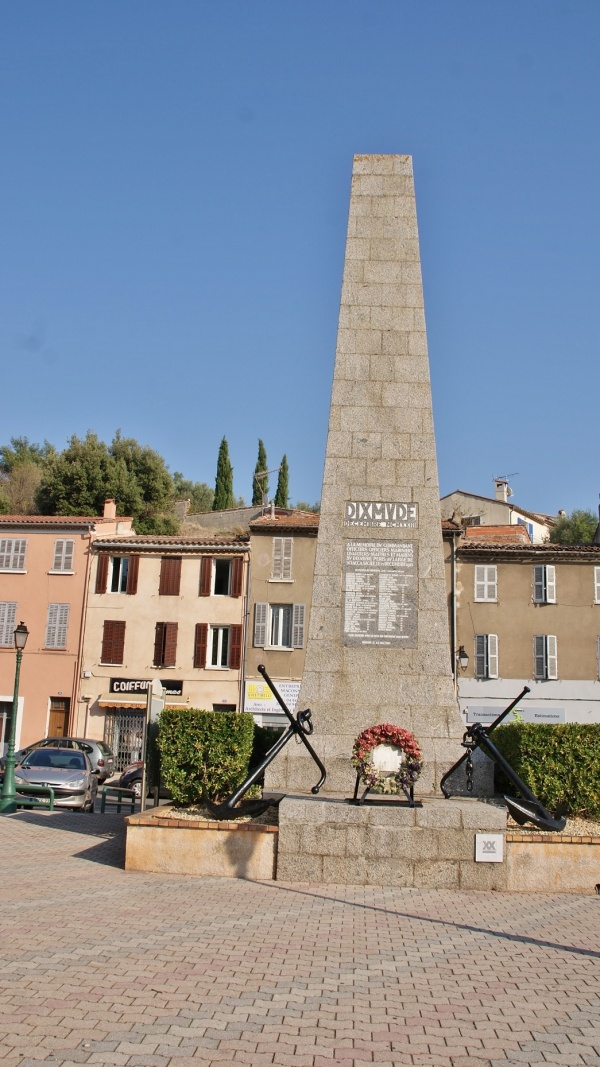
[
  {"left": 595, "top": 567, "right": 600, "bottom": 604},
  {"left": 51, "top": 540, "right": 74, "bottom": 572},
  {"left": 474, "top": 565, "right": 497, "bottom": 602},
  {"left": 159, "top": 557, "right": 182, "bottom": 596},
  {"left": 210, "top": 626, "right": 230, "bottom": 667},
  {"left": 95, "top": 554, "right": 138, "bottom": 594},
  {"left": 474, "top": 634, "right": 499, "bottom": 679},
  {"left": 272, "top": 537, "right": 293, "bottom": 580},
  {"left": 199, "top": 556, "right": 243, "bottom": 597},
  {"left": 0, "top": 602, "right": 17, "bottom": 646},
  {"left": 101, "top": 621, "right": 126, "bottom": 665},
  {"left": 253, "top": 603, "right": 305, "bottom": 649},
  {"left": 534, "top": 635, "right": 558, "bottom": 680},
  {"left": 533, "top": 565, "right": 556, "bottom": 604},
  {"left": 0, "top": 539, "right": 27, "bottom": 571},
  {"left": 153, "top": 622, "right": 178, "bottom": 667},
  {"left": 193, "top": 622, "right": 242, "bottom": 669},
  {"left": 45, "top": 603, "right": 70, "bottom": 649}
]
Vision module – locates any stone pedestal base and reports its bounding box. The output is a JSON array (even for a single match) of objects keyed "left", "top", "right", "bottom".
[{"left": 276, "top": 793, "right": 507, "bottom": 890}]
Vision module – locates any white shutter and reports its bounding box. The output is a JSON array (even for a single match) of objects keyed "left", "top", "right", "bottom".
[
  {"left": 595, "top": 567, "right": 600, "bottom": 604},
  {"left": 272, "top": 539, "right": 283, "bottom": 579},
  {"left": 253, "top": 603, "right": 267, "bottom": 647},
  {"left": 282, "top": 538, "right": 293, "bottom": 580},
  {"left": 52, "top": 539, "right": 74, "bottom": 571},
  {"left": 545, "top": 566, "right": 556, "bottom": 603},
  {"left": 547, "top": 635, "right": 558, "bottom": 679},
  {"left": 0, "top": 602, "right": 17, "bottom": 646},
  {"left": 292, "top": 603, "right": 305, "bottom": 648},
  {"left": 46, "top": 603, "right": 70, "bottom": 649},
  {"left": 534, "top": 635, "right": 546, "bottom": 679},
  {"left": 487, "top": 634, "right": 499, "bottom": 679},
  {"left": 0, "top": 539, "right": 27, "bottom": 570},
  {"left": 474, "top": 566, "right": 487, "bottom": 601},
  {"left": 474, "top": 635, "right": 487, "bottom": 678},
  {"left": 487, "top": 566, "right": 497, "bottom": 601},
  {"left": 533, "top": 565, "right": 545, "bottom": 603}
]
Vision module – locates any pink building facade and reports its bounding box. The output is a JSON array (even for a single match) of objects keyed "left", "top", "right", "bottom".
[{"left": 0, "top": 507, "right": 133, "bottom": 752}]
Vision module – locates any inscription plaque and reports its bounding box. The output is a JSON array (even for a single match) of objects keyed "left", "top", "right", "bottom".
[
  {"left": 343, "top": 540, "right": 417, "bottom": 647},
  {"left": 344, "top": 500, "right": 418, "bottom": 528}
]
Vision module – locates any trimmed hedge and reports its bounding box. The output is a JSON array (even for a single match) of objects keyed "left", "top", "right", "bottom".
[
  {"left": 158, "top": 708, "right": 255, "bottom": 807},
  {"left": 493, "top": 723, "right": 600, "bottom": 819}
]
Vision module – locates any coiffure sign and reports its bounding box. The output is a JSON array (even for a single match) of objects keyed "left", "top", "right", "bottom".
[
  {"left": 343, "top": 501, "right": 418, "bottom": 528},
  {"left": 110, "top": 678, "right": 183, "bottom": 697}
]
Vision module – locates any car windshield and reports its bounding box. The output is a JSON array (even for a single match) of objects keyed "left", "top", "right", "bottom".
[{"left": 22, "top": 751, "right": 86, "bottom": 771}]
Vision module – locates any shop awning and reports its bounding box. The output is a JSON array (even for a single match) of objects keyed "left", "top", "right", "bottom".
[{"left": 98, "top": 693, "right": 147, "bottom": 709}]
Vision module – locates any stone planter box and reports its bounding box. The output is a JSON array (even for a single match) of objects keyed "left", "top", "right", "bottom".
[
  {"left": 125, "top": 807, "right": 278, "bottom": 879},
  {"left": 506, "top": 830, "right": 600, "bottom": 893}
]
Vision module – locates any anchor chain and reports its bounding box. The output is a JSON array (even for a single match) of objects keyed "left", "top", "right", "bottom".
[{"left": 465, "top": 748, "right": 474, "bottom": 792}]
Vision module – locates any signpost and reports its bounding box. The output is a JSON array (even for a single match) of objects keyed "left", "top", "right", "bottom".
[{"left": 140, "top": 679, "right": 165, "bottom": 812}]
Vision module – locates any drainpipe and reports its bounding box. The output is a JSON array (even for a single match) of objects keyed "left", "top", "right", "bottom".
[{"left": 238, "top": 547, "right": 250, "bottom": 714}]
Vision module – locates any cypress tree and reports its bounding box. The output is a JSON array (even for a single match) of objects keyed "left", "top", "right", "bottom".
[
  {"left": 252, "top": 439, "right": 268, "bottom": 505},
  {"left": 213, "top": 437, "right": 234, "bottom": 511},
  {"left": 274, "top": 454, "right": 289, "bottom": 508}
]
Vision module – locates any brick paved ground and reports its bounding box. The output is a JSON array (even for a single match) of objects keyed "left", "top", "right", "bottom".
[{"left": 1, "top": 809, "right": 599, "bottom": 1067}]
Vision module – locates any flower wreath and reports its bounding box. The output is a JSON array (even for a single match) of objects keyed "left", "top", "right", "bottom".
[{"left": 351, "top": 723, "right": 423, "bottom": 795}]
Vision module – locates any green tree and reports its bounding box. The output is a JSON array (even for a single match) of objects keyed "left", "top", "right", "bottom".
[
  {"left": 274, "top": 454, "right": 289, "bottom": 508},
  {"left": 36, "top": 432, "right": 118, "bottom": 516},
  {"left": 2, "top": 462, "right": 43, "bottom": 513},
  {"left": 550, "top": 509, "right": 598, "bottom": 545},
  {"left": 173, "top": 472, "right": 214, "bottom": 514},
  {"left": 252, "top": 439, "right": 268, "bottom": 505},
  {"left": 36, "top": 430, "right": 179, "bottom": 533},
  {"left": 213, "top": 437, "right": 234, "bottom": 511},
  {"left": 0, "top": 436, "right": 56, "bottom": 473},
  {"left": 295, "top": 500, "right": 321, "bottom": 513}
]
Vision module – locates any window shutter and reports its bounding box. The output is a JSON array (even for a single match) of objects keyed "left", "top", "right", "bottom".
[
  {"left": 487, "top": 566, "right": 497, "bottom": 601},
  {"left": 53, "top": 540, "right": 74, "bottom": 571},
  {"left": 534, "top": 635, "right": 546, "bottom": 679},
  {"left": 101, "top": 620, "right": 125, "bottom": 664},
  {"left": 475, "top": 635, "right": 487, "bottom": 678},
  {"left": 254, "top": 603, "right": 267, "bottom": 647},
  {"left": 95, "top": 554, "right": 109, "bottom": 594},
  {"left": 126, "top": 555, "right": 139, "bottom": 595},
  {"left": 487, "top": 634, "right": 499, "bottom": 679},
  {"left": 229, "top": 624, "right": 242, "bottom": 669},
  {"left": 533, "top": 565, "right": 545, "bottom": 603},
  {"left": 231, "top": 556, "right": 243, "bottom": 598},
  {"left": 45, "top": 603, "right": 69, "bottom": 649},
  {"left": 272, "top": 538, "right": 283, "bottom": 579},
  {"left": 194, "top": 623, "right": 208, "bottom": 668},
  {"left": 0, "top": 602, "right": 17, "bottom": 646},
  {"left": 282, "top": 538, "right": 293, "bottom": 580},
  {"left": 547, "top": 635, "right": 558, "bottom": 679},
  {"left": 159, "top": 557, "right": 181, "bottom": 596},
  {"left": 163, "top": 622, "right": 178, "bottom": 667},
  {"left": 292, "top": 603, "right": 305, "bottom": 648},
  {"left": 545, "top": 566, "right": 556, "bottom": 604},
  {"left": 474, "top": 566, "right": 486, "bottom": 600},
  {"left": 595, "top": 567, "right": 600, "bottom": 605},
  {"left": 199, "top": 557, "right": 212, "bottom": 597},
  {"left": 154, "top": 623, "right": 165, "bottom": 667}
]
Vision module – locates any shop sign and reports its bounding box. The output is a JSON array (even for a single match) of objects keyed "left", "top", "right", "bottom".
[{"left": 110, "top": 677, "right": 183, "bottom": 698}]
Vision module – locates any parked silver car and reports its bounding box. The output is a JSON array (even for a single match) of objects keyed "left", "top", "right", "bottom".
[
  {"left": 14, "top": 748, "right": 98, "bottom": 811},
  {"left": 1, "top": 737, "right": 114, "bottom": 782}
]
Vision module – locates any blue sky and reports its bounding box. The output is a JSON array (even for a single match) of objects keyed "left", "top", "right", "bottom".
[{"left": 1, "top": 2, "right": 598, "bottom": 516}]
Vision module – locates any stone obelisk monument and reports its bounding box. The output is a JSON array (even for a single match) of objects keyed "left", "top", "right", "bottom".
[{"left": 269, "top": 154, "right": 464, "bottom": 796}]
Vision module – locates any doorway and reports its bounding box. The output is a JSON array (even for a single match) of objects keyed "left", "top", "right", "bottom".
[{"left": 48, "top": 697, "right": 70, "bottom": 737}]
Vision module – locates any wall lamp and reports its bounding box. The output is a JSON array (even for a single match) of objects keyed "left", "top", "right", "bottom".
[{"left": 456, "top": 645, "right": 469, "bottom": 671}]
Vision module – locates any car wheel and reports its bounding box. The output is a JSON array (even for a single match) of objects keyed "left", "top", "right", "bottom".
[
  {"left": 86, "top": 799, "right": 95, "bottom": 813},
  {"left": 131, "top": 778, "right": 142, "bottom": 798}
]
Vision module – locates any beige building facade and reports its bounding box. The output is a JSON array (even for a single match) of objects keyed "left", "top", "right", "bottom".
[
  {"left": 449, "top": 536, "right": 600, "bottom": 726},
  {"left": 441, "top": 480, "right": 554, "bottom": 544},
  {"left": 75, "top": 533, "right": 250, "bottom": 769},
  {"left": 244, "top": 511, "right": 318, "bottom": 727},
  {"left": 0, "top": 507, "right": 133, "bottom": 753}
]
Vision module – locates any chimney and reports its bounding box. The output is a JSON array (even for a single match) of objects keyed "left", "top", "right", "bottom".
[
  {"left": 103, "top": 498, "right": 117, "bottom": 519},
  {"left": 494, "top": 479, "right": 508, "bottom": 503}
]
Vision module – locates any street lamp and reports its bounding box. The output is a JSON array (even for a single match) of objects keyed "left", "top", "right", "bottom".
[{"left": 0, "top": 621, "right": 29, "bottom": 815}]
